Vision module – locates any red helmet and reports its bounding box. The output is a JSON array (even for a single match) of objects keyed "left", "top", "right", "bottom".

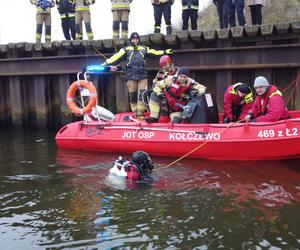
[{"left": 159, "top": 55, "right": 172, "bottom": 67}]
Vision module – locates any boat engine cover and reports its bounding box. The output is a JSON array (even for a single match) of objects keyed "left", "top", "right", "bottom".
[{"left": 183, "top": 94, "right": 219, "bottom": 124}]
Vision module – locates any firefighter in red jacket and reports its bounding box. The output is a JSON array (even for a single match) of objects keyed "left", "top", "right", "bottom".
[
  {"left": 145, "top": 67, "right": 206, "bottom": 123},
  {"left": 223, "top": 82, "right": 253, "bottom": 123},
  {"left": 245, "top": 76, "right": 290, "bottom": 122}
]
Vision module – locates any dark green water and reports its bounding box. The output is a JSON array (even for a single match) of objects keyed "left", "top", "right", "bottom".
[{"left": 0, "top": 131, "right": 300, "bottom": 249}]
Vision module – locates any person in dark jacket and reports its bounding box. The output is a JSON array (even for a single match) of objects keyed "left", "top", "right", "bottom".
[
  {"left": 213, "top": 0, "right": 229, "bottom": 29},
  {"left": 102, "top": 32, "right": 173, "bottom": 119},
  {"left": 181, "top": 0, "right": 199, "bottom": 30},
  {"left": 245, "top": 76, "right": 290, "bottom": 122},
  {"left": 152, "top": 0, "right": 174, "bottom": 35},
  {"left": 56, "top": 0, "right": 76, "bottom": 40},
  {"left": 223, "top": 82, "right": 253, "bottom": 123},
  {"left": 228, "top": 0, "right": 246, "bottom": 27}
]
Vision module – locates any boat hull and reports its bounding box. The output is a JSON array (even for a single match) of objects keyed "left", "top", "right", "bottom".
[{"left": 56, "top": 115, "right": 300, "bottom": 161}]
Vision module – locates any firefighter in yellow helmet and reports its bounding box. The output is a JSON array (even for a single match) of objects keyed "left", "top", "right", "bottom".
[
  {"left": 102, "top": 32, "right": 173, "bottom": 119},
  {"left": 30, "top": 0, "right": 55, "bottom": 43},
  {"left": 111, "top": 0, "right": 132, "bottom": 39},
  {"left": 75, "top": 0, "right": 95, "bottom": 40}
]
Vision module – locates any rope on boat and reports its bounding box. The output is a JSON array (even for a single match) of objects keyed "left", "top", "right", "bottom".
[
  {"left": 284, "top": 75, "right": 300, "bottom": 106},
  {"left": 162, "top": 119, "right": 246, "bottom": 169}
]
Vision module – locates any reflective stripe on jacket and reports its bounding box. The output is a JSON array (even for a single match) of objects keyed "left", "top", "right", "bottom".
[
  {"left": 182, "top": 0, "right": 199, "bottom": 10},
  {"left": 105, "top": 45, "right": 165, "bottom": 81},
  {"left": 111, "top": 0, "right": 131, "bottom": 11},
  {"left": 249, "top": 85, "right": 290, "bottom": 122},
  {"left": 223, "top": 83, "right": 253, "bottom": 121}
]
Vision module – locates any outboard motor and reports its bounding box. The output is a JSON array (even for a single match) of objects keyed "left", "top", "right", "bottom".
[{"left": 182, "top": 94, "right": 219, "bottom": 124}]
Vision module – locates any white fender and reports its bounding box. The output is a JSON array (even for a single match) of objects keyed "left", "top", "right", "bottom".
[{"left": 85, "top": 105, "right": 115, "bottom": 122}]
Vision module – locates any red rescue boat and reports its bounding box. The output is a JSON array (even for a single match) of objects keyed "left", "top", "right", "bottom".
[
  {"left": 55, "top": 73, "right": 300, "bottom": 161},
  {"left": 55, "top": 110, "right": 300, "bottom": 161}
]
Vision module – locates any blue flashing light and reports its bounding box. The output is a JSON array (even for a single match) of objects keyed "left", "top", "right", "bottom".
[{"left": 87, "top": 65, "right": 108, "bottom": 73}]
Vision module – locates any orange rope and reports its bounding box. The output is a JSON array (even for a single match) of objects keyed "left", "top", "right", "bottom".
[
  {"left": 162, "top": 119, "right": 245, "bottom": 169},
  {"left": 282, "top": 75, "right": 300, "bottom": 93}
]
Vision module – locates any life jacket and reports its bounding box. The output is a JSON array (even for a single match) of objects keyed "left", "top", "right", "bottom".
[
  {"left": 164, "top": 80, "right": 193, "bottom": 111},
  {"left": 229, "top": 83, "right": 253, "bottom": 105},
  {"left": 256, "top": 85, "right": 283, "bottom": 115}
]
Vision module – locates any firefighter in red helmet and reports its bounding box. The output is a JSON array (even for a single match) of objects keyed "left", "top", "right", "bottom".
[{"left": 153, "top": 55, "right": 178, "bottom": 86}]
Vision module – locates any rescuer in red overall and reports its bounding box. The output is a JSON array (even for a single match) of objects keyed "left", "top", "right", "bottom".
[
  {"left": 223, "top": 82, "right": 253, "bottom": 123},
  {"left": 145, "top": 67, "right": 206, "bottom": 123},
  {"left": 245, "top": 76, "right": 290, "bottom": 122}
]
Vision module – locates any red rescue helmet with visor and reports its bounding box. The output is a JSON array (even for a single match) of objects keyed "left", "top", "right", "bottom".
[{"left": 159, "top": 55, "right": 172, "bottom": 67}]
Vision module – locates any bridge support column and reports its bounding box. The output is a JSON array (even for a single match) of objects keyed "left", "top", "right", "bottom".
[{"left": 114, "top": 74, "right": 129, "bottom": 113}]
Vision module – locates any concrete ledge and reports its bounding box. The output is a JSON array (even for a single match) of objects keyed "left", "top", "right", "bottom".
[
  {"left": 260, "top": 24, "right": 274, "bottom": 36},
  {"left": 291, "top": 20, "right": 300, "bottom": 33},
  {"left": 149, "top": 33, "right": 164, "bottom": 44},
  {"left": 102, "top": 39, "right": 114, "bottom": 49},
  {"left": 61, "top": 40, "right": 73, "bottom": 49},
  {"left": 25, "top": 43, "right": 33, "bottom": 52},
  {"left": 217, "top": 28, "right": 231, "bottom": 40},
  {"left": 165, "top": 34, "right": 178, "bottom": 46},
  {"left": 275, "top": 23, "right": 290, "bottom": 34},
  {"left": 245, "top": 25, "right": 259, "bottom": 37},
  {"left": 0, "top": 44, "right": 8, "bottom": 53},
  {"left": 189, "top": 30, "right": 202, "bottom": 42},
  {"left": 231, "top": 26, "right": 244, "bottom": 38},
  {"left": 140, "top": 35, "right": 151, "bottom": 46},
  {"left": 203, "top": 30, "right": 217, "bottom": 41},
  {"left": 33, "top": 43, "right": 43, "bottom": 51},
  {"left": 72, "top": 40, "right": 83, "bottom": 49},
  {"left": 176, "top": 31, "right": 190, "bottom": 42}
]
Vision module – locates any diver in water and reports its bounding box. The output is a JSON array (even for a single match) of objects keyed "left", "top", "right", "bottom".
[{"left": 109, "top": 151, "right": 154, "bottom": 180}]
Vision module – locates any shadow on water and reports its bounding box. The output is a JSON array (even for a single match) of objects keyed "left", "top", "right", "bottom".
[{"left": 0, "top": 131, "right": 300, "bottom": 249}]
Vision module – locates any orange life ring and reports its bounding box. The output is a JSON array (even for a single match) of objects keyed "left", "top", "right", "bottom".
[{"left": 66, "top": 80, "right": 97, "bottom": 115}]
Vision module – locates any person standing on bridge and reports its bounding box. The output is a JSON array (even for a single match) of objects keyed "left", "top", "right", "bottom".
[
  {"left": 181, "top": 0, "right": 199, "bottom": 31},
  {"left": 30, "top": 0, "right": 55, "bottom": 43},
  {"left": 152, "top": 0, "right": 175, "bottom": 35},
  {"left": 213, "top": 0, "right": 229, "bottom": 29},
  {"left": 223, "top": 82, "right": 253, "bottom": 123},
  {"left": 111, "top": 0, "right": 132, "bottom": 39},
  {"left": 74, "top": 0, "right": 95, "bottom": 40},
  {"left": 56, "top": 0, "right": 76, "bottom": 40},
  {"left": 228, "top": 0, "right": 246, "bottom": 27},
  {"left": 102, "top": 32, "right": 173, "bottom": 120},
  {"left": 248, "top": 0, "right": 265, "bottom": 25},
  {"left": 245, "top": 76, "right": 290, "bottom": 122}
]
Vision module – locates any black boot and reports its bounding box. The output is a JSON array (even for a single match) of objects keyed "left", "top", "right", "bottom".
[
  {"left": 154, "top": 27, "right": 160, "bottom": 33},
  {"left": 166, "top": 26, "right": 172, "bottom": 35},
  {"left": 171, "top": 117, "right": 182, "bottom": 124},
  {"left": 145, "top": 117, "right": 159, "bottom": 123}
]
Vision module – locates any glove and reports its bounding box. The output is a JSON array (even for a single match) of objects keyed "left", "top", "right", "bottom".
[
  {"left": 223, "top": 117, "right": 231, "bottom": 123},
  {"left": 165, "top": 49, "right": 173, "bottom": 55},
  {"left": 156, "top": 92, "right": 164, "bottom": 99}
]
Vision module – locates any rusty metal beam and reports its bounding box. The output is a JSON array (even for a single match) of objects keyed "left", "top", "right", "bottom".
[{"left": 0, "top": 44, "right": 299, "bottom": 76}]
